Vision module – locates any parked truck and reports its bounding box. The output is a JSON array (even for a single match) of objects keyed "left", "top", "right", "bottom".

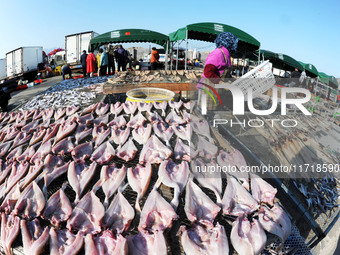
[
  {"left": 6, "top": 46, "right": 43, "bottom": 80},
  {"left": 65, "top": 31, "right": 99, "bottom": 69},
  {"left": 0, "top": 59, "right": 6, "bottom": 82}
]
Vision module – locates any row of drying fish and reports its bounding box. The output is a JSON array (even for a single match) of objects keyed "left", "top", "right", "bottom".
[
  {"left": 233, "top": 114, "right": 339, "bottom": 233},
  {"left": 0, "top": 99, "right": 191, "bottom": 255},
  {"left": 249, "top": 114, "right": 338, "bottom": 169},
  {"left": 0, "top": 100, "right": 292, "bottom": 255},
  {"left": 19, "top": 87, "right": 97, "bottom": 110},
  {"left": 107, "top": 70, "right": 203, "bottom": 84},
  {"left": 245, "top": 115, "right": 340, "bottom": 216},
  {"left": 0, "top": 164, "right": 290, "bottom": 255}
]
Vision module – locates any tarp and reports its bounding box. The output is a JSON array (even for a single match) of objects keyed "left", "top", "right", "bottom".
[
  {"left": 298, "top": 61, "right": 318, "bottom": 78},
  {"left": 48, "top": 48, "right": 64, "bottom": 56},
  {"left": 259, "top": 50, "right": 304, "bottom": 71},
  {"left": 169, "top": 22, "right": 260, "bottom": 52},
  {"left": 90, "top": 29, "right": 169, "bottom": 49}
]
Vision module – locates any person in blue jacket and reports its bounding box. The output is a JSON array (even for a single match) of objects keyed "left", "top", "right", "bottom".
[{"left": 99, "top": 48, "right": 108, "bottom": 76}]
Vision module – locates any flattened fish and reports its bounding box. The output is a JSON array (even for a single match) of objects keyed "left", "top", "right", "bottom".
[
  {"left": 21, "top": 219, "right": 49, "bottom": 255},
  {"left": 67, "top": 191, "right": 105, "bottom": 235},
  {"left": 127, "top": 163, "right": 152, "bottom": 212}
]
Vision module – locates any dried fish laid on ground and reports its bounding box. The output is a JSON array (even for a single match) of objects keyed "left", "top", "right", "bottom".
[{"left": 0, "top": 99, "right": 301, "bottom": 255}]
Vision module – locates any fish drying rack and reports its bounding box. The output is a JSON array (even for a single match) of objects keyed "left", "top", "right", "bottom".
[
  {"left": 2, "top": 94, "right": 319, "bottom": 255},
  {"left": 213, "top": 117, "right": 339, "bottom": 253}
]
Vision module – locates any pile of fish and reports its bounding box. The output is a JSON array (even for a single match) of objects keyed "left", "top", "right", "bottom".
[
  {"left": 108, "top": 70, "right": 203, "bottom": 84},
  {"left": 294, "top": 175, "right": 339, "bottom": 215},
  {"left": 19, "top": 88, "right": 97, "bottom": 110},
  {"left": 0, "top": 100, "right": 293, "bottom": 255},
  {"left": 45, "top": 76, "right": 108, "bottom": 93},
  {"left": 18, "top": 76, "right": 109, "bottom": 111}
]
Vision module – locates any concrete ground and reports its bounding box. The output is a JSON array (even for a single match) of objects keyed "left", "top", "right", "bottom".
[
  {"left": 7, "top": 75, "right": 63, "bottom": 111},
  {"left": 312, "top": 216, "right": 340, "bottom": 255}
]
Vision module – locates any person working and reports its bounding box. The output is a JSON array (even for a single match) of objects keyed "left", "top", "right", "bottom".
[
  {"left": 50, "top": 59, "right": 55, "bottom": 70},
  {"left": 0, "top": 86, "right": 11, "bottom": 112},
  {"left": 86, "top": 50, "right": 96, "bottom": 77},
  {"left": 291, "top": 67, "right": 301, "bottom": 78},
  {"left": 290, "top": 67, "right": 301, "bottom": 87},
  {"left": 99, "top": 49, "right": 108, "bottom": 76},
  {"left": 115, "top": 45, "right": 127, "bottom": 71},
  {"left": 96, "top": 50, "right": 102, "bottom": 76},
  {"left": 80, "top": 50, "right": 88, "bottom": 77},
  {"left": 150, "top": 47, "right": 160, "bottom": 70},
  {"left": 200, "top": 32, "right": 238, "bottom": 85},
  {"left": 108, "top": 50, "right": 115, "bottom": 75},
  {"left": 61, "top": 64, "right": 72, "bottom": 80},
  {"left": 198, "top": 32, "right": 238, "bottom": 110},
  {"left": 299, "top": 69, "right": 307, "bottom": 88}
]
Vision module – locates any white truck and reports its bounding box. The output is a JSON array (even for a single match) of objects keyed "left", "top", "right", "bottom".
[
  {"left": 0, "top": 59, "right": 6, "bottom": 81},
  {"left": 6, "top": 46, "right": 43, "bottom": 79},
  {"left": 65, "top": 31, "right": 99, "bottom": 69}
]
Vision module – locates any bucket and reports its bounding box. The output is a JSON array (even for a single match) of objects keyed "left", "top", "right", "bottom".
[{"left": 126, "top": 87, "right": 175, "bottom": 103}]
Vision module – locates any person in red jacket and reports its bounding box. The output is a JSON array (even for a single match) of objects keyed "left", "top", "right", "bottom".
[
  {"left": 150, "top": 47, "right": 160, "bottom": 70},
  {"left": 86, "top": 50, "right": 96, "bottom": 77}
]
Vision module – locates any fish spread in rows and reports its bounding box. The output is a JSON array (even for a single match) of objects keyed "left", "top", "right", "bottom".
[{"left": 0, "top": 99, "right": 300, "bottom": 255}]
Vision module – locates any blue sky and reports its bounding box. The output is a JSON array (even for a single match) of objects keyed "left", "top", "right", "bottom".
[{"left": 0, "top": 0, "right": 339, "bottom": 78}]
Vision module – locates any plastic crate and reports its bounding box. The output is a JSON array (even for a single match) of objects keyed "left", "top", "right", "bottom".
[{"left": 230, "top": 60, "right": 275, "bottom": 100}]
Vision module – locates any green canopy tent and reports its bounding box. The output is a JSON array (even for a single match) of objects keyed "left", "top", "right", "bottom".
[
  {"left": 297, "top": 61, "right": 319, "bottom": 91},
  {"left": 329, "top": 76, "right": 339, "bottom": 89},
  {"left": 169, "top": 22, "right": 260, "bottom": 70},
  {"left": 259, "top": 50, "right": 304, "bottom": 74},
  {"left": 317, "top": 72, "right": 339, "bottom": 100},
  {"left": 297, "top": 61, "right": 318, "bottom": 78},
  {"left": 90, "top": 29, "right": 170, "bottom": 68},
  {"left": 318, "top": 72, "right": 330, "bottom": 85},
  {"left": 329, "top": 76, "right": 339, "bottom": 102}
]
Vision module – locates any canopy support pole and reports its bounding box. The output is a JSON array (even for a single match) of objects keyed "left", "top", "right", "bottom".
[
  {"left": 170, "top": 42, "right": 173, "bottom": 70},
  {"left": 327, "top": 86, "right": 331, "bottom": 101},
  {"left": 312, "top": 77, "right": 318, "bottom": 94},
  {"left": 165, "top": 40, "right": 169, "bottom": 70},
  {"left": 241, "top": 53, "right": 246, "bottom": 76},
  {"left": 176, "top": 41, "right": 179, "bottom": 70},
  {"left": 185, "top": 30, "right": 188, "bottom": 70}
]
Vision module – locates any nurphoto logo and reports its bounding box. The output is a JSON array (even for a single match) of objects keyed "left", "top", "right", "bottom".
[{"left": 198, "top": 82, "right": 312, "bottom": 116}]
